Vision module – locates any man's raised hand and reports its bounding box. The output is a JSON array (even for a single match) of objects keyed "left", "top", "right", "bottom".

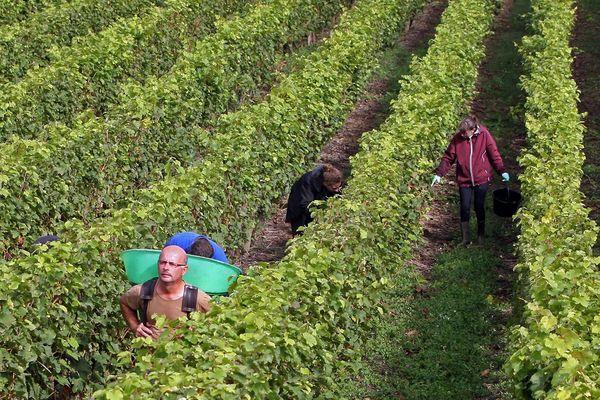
[{"left": 135, "top": 322, "right": 159, "bottom": 338}]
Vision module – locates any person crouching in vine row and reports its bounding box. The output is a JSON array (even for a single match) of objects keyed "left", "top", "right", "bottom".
[{"left": 285, "top": 164, "right": 343, "bottom": 236}]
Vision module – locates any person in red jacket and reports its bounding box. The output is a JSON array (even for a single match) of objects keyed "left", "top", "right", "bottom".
[{"left": 431, "top": 116, "right": 510, "bottom": 245}]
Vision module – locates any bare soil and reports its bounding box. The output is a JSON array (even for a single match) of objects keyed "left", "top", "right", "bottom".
[
  {"left": 572, "top": 1, "right": 600, "bottom": 226},
  {"left": 233, "top": 1, "right": 448, "bottom": 269}
]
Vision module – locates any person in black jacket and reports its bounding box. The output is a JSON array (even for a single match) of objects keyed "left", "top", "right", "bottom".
[{"left": 285, "top": 164, "right": 342, "bottom": 236}]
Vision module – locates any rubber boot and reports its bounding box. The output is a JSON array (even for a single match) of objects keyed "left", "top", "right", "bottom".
[
  {"left": 459, "top": 221, "right": 471, "bottom": 247},
  {"left": 474, "top": 220, "right": 485, "bottom": 246}
]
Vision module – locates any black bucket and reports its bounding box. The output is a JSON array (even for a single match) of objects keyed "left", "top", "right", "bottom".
[{"left": 492, "top": 186, "right": 522, "bottom": 217}]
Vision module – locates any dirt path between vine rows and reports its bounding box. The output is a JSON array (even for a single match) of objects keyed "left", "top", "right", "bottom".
[
  {"left": 572, "top": 0, "right": 600, "bottom": 246},
  {"left": 233, "top": 0, "right": 448, "bottom": 269}
]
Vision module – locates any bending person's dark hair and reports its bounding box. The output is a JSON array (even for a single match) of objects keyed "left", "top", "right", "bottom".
[
  {"left": 322, "top": 163, "right": 342, "bottom": 188},
  {"left": 190, "top": 237, "right": 214, "bottom": 258}
]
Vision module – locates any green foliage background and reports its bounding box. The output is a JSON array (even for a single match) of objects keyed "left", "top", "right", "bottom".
[
  {"left": 95, "top": 0, "right": 497, "bottom": 397},
  {"left": 505, "top": 0, "right": 600, "bottom": 398},
  {"left": 0, "top": 0, "right": 166, "bottom": 83},
  {"left": 0, "top": 0, "right": 343, "bottom": 258}
]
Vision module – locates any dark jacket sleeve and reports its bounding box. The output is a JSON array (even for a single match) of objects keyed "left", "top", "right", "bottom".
[
  {"left": 483, "top": 129, "right": 505, "bottom": 174},
  {"left": 435, "top": 137, "right": 457, "bottom": 177}
]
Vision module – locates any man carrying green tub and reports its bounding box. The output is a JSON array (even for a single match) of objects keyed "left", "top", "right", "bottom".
[
  {"left": 120, "top": 245, "right": 211, "bottom": 338},
  {"left": 165, "top": 231, "right": 229, "bottom": 264}
]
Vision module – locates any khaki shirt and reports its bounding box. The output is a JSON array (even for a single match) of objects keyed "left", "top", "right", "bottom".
[{"left": 122, "top": 283, "right": 211, "bottom": 325}]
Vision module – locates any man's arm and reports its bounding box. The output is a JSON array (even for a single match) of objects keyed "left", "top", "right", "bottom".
[
  {"left": 196, "top": 291, "right": 212, "bottom": 313},
  {"left": 119, "top": 292, "right": 159, "bottom": 338}
]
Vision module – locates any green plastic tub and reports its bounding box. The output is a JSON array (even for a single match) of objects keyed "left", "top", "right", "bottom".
[{"left": 121, "top": 249, "right": 242, "bottom": 295}]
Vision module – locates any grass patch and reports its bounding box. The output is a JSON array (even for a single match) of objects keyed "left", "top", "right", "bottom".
[
  {"left": 575, "top": 0, "right": 600, "bottom": 59},
  {"left": 397, "top": 248, "right": 509, "bottom": 399},
  {"left": 373, "top": 36, "right": 431, "bottom": 112},
  {"left": 476, "top": 0, "right": 531, "bottom": 164},
  {"left": 343, "top": 246, "right": 512, "bottom": 399}
]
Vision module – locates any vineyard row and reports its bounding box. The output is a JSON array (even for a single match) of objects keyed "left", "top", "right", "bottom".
[
  {"left": 505, "top": 0, "right": 600, "bottom": 398},
  {"left": 96, "top": 0, "right": 497, "bottom": 397},
  {"left": 0, "top": 0, "right": 64, "bottom": 26},
  {"left": 0, "top": 0, "right": 247, "bottom": 141},
  {"left": 0, "top": 0, "right": 165, "bottom": 83},
  {"left": 0, "top": 0, "right": 344, "bottom": 257},
  {"left": 0, "top": 0, "right": 379, "bottom": 396}
]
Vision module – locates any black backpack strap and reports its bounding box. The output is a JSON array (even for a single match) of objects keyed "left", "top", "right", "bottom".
[
  {"left": 139, "top": 278, "right": 158, "bottom": 325},
  {"left": 181, "top": 284, "right": 199, "bottom": 316}
]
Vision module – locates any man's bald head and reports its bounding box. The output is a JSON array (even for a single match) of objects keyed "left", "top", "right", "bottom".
[
  {"left": 157, "top": 245, "right": 188, "bottom": 284},
  {"left": 160, "top": 245, "right": 188, "bottom": 264}
]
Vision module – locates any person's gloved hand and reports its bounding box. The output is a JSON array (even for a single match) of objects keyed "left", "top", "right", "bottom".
[
  {"left": 431, "top": 175, "right": 441, "bottom": 186},
  {"left": 501, "top": 172, "right": 510, "bottom": 182}
]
